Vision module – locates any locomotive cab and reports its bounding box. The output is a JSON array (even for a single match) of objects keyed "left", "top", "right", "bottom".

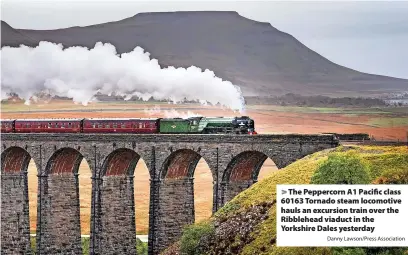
[{"left": 188, "top": 117, "right": 203, "bottom": 132}]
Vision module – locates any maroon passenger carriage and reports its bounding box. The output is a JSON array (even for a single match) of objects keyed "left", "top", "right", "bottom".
[
  {"left": 1, "top": 119, "right": 15, "bottom": 133},
  {"left": 0, "top": 118, "right": 160, "bottom": 134},
  {"left": 82, "top": 118, "right": 159, "bottom": 133},
  {"left": 14, "top": 119, "right": 83, "bottom": 133}
]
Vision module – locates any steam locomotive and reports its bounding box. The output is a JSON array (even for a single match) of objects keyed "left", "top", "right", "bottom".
[{"left": 1, "top": 116, "right": 257, "bottom": 134}]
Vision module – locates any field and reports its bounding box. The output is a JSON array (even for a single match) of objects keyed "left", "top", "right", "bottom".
[{"left": 2, "top": 100, "right": 407, "bottom": 235}]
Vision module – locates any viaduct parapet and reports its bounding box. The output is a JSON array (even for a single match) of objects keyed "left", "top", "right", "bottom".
[{"left": 1, "top": 133, "right": 338, "bottom": 254}]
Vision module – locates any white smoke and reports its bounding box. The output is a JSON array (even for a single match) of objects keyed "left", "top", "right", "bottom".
[
  {"left": 163, "top": 109, "right": 201, "bottom": 118},
  {"left": 143, "top": 105, "right": 201, "bottom": 118},
  {"left": 0, "top": 41, "right": 245, "bottom": 111},
  {"left": 143, "top": 105, "right": 162, "bottom": 116}
]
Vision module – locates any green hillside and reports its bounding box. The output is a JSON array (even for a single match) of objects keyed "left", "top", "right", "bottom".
[{"left": 163, "top": 145, "right": 408, "bottom": 255}]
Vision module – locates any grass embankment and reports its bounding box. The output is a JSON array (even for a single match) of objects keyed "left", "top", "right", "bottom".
[
  {"left": 167, "top": 145, "right": 408, "bottom": 255},
  {"left": 30, "top": 237, "right": 148, "bottom": 255}
]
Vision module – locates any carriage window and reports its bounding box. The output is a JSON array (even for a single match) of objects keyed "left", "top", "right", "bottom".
[
  {"left": 113, "top": 124, "right": 117, "bottom": 128},
  {"left": 48, "top": 123, "right": 51, "bottom": 128},
  {"left": 105, "top": 124, "right": 110, "bottom": 128},
  {"left": 121, "top": 124, "right": 126, "bottom": 128},
  {"left": 98, "top": 124, "right": 103, "bottom": 128},
  {"left": 92, "top": 123, "right": 96, "bottom": 128},
  {"left": 139, "top": 123, "right": 143, "bottom": 128}
]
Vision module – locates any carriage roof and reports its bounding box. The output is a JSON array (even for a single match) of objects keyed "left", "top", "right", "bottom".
[
  {"left": 14, "top": 118, "right": 83, "bottom": 122},
  {"left": 84, "top": 118, "right": 159, "bottom": 121}
]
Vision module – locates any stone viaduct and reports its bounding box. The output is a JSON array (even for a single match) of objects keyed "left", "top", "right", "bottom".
[{"left": 1, "top": 133, "right": 338, "bottom": 254}]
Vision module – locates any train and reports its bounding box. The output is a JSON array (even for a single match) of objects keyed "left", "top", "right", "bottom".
[{"left": 0, "top": 116, "right": 257, "bottom": 135}]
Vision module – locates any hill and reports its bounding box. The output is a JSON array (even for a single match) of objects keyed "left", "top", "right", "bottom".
[
  {"left": 2, "top": 11, "right": 408, "bottom": 97},
  {"left": 1, "top": 21, "right": 39, "bottom": 47},
  {"left": 163, "top": 145, "right": 408, "bottom": 254}
]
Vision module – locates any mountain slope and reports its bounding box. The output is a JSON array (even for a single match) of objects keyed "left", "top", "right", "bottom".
[
  {"left": 1, "top": 21, "right": 39, "bottom": 47},
  {"left": 2, "top": 11, "right": 407, "bottom": 97}
]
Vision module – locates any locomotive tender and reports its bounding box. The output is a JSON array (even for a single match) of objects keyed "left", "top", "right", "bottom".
[{"left": 1, "top": 116, "right": 257, "bottom": 134}]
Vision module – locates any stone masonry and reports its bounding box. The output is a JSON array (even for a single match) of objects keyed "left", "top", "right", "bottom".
[
  {"left": 1, "top": 147, "right": 31, "bottom": 254},
  {"left": 155, "top": 178, "right": 195, "bottom": 252},
  {"left": 36, "top": 147, "right": 83, "bottom": 254},
  {"left": 1, "top": 133, "right": 339, "bottom": 254}
]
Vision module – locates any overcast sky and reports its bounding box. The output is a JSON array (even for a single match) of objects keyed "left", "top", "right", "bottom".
[{"left": 1, "top": 0, "right": 408, "bottom": 79}]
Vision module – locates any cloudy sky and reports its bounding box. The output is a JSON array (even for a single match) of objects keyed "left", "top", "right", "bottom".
[{"left": 1, "top": 0, "right": 408, "bottom": 79}]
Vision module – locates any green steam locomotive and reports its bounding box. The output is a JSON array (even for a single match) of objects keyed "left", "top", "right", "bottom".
[{"left": 159, "top": 116, "right": 257, "bottom": 134}]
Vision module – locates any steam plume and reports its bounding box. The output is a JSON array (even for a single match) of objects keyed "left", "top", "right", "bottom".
[
  {"left": 143, "top": 105, "right": 201, "bottom": 118},
  {"left": 1, "top": 42, "right": 245, "bottom": 111}
]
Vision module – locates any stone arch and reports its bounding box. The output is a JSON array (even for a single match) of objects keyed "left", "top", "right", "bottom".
[
  {"left": 100, "top": 148, "right": 140, "bottom": 177},
  {"left": 1, "top": 146, "right": 32, "bottom": 254},
  {"left": 223, "top": 150, "right": 269, "bottom": 182},
  {"left": 1, "top": 146, "right": 32, "bottom": 173},
  {"left": 97, "top": 148, "right": 143, "bottom": 255},
  {"left": 38, "top": 147, "right": 85, "bottom": 254},
  {"left": 45, "top": 147, "right": 83, "bottom": 175},
  {"left": 160, "top": 149, "right": 202, "bottom": 179},
  {"left": 220, "top": 150, "right": 272, "bottom": 206}
]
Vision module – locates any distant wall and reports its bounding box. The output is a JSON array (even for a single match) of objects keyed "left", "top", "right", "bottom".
[{"left": 323, "top": 133, "right": 370, "bottom": 141}]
